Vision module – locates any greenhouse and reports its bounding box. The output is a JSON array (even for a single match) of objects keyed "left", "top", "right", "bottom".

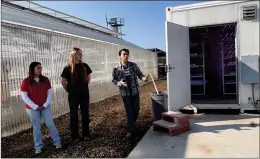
[{"left": 1, "top": 1, "right": 158, "bottom": 138}]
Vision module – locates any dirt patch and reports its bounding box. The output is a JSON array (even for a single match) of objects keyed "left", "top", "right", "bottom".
[{"left": 1, "top": 80, "right": 167, "bottom": 158}]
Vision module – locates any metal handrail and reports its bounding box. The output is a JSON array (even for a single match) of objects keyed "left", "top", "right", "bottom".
[{"left": 3, "top": 0, "right": 124, "bottom": 37}]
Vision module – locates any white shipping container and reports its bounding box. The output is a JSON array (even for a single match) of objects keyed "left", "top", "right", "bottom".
[{"left": 165, "top": 1, "right": 259, "bottom": 113}]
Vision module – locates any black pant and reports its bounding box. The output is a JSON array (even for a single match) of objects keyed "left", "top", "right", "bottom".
[
  {"left": 68, "top": 91, "right": 90, "bottom": 139},
  {"left": 122, "top": 93, "right": 140, "bottom": 133}
]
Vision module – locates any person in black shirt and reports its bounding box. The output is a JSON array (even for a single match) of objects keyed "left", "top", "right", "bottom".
[{"left": 61, "top": 47, "right": 92, "bottom": 142}]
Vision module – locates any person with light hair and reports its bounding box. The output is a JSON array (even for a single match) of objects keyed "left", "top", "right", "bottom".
[
  {"left": 20, "top": 62, "right": 62, "bottom": 154},
  {"left": 61, "top": 47, "right": 92, "bottom": 142}
]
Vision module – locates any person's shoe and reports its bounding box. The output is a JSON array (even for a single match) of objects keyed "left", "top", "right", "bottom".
[
  {"left": 83, "top": 136, "right": 91, "bottom": 141},
  {"left": 55, "top": 143, "right": 62, "bottom": 149},
  {"left": 71, "top": 136, "right": 81, "bottom": 142},
  {"left": 72, "top": 138, "right": 81, "bottom": 142},
  {"left": 35, "top": 148, "right": 42, "bottom": 154},
  {"left": 83, "top": 134, "right": 91, "bottom": 141},
  {"left": 126, "top": 133, "right": 132, "bottom": 139}
]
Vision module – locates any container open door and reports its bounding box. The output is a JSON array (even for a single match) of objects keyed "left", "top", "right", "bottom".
[{"left": 165, "top": 21, "right": 191, "bottom": 111}]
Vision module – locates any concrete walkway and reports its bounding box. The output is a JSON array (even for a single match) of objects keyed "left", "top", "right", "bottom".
[{"left": 128, "top": 115, "right": 260, "bottom": 158}]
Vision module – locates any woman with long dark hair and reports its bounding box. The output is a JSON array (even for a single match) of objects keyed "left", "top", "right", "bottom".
[
  {"left": 61, "top": 47, "right": 92, "bottom": 142},
  {"left": 20, "top": 62, "right": 62, "bottom": 154}
]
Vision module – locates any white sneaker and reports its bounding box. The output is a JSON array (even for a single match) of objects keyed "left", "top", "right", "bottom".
[
  {"left": 55, "top": 143, "right": 62, "bottom": 149},
  {"left": 35, "top": 148, "right": 42, "bottom": 154}
]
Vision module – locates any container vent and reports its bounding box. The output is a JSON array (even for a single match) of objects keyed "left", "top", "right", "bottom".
[{"left": 242, "top": 5, "right": 257, "bottom": 20}]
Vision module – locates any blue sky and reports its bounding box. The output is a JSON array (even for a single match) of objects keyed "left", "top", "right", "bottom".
[{"left": 36, "top": 1, "right": 201, "bottom": 51}]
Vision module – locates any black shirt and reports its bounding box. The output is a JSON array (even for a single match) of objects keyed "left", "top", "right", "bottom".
[{"left": 61, "top": 63, "right": 92, "bottom": 93}]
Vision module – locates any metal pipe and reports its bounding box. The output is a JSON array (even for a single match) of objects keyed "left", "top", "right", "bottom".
[
  {"left": 251, "top": 83, "right": 260, "bottom": 113},
  {"left": 1, "top": 20, "right": 121, "bottom": 47}
]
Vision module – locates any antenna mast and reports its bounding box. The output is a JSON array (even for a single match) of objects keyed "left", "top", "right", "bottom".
[{"left": 106, "top": 14, "right": 125, "bottom": 39}]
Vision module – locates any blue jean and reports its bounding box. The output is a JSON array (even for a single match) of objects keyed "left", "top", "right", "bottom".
[{"left": 26, "top": 106, "right": 61, "bottom": 149}]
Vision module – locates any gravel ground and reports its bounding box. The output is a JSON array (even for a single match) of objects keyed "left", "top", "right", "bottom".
[{"left": 1, "top": 80, "right": 167, "bottom": 158}]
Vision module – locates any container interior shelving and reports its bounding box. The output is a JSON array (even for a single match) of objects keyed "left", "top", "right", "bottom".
[
  {"left": 220, "top": 26, "right": 237, "bottom": 95},
  {"left": 190, "top": 36, "right": 206, "bottom": 95}
]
